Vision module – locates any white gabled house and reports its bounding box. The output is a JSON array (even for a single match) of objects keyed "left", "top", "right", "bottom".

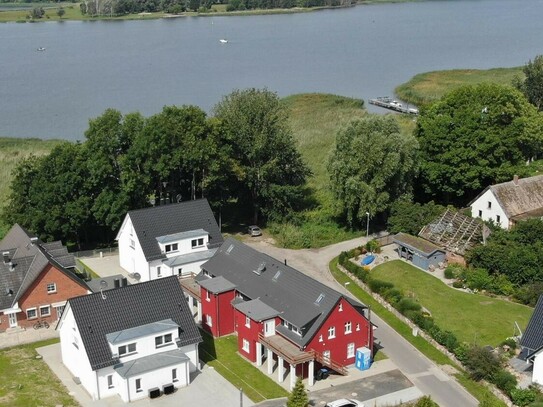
[
  {"left": 470, "top": 174, "right": 543, "bottom": 230},
  {"left": 58, "top": 276, "right": 202, "bottom": 402},
  {"left": 116, "top": 199, "right": 223, "bottom": 282}
]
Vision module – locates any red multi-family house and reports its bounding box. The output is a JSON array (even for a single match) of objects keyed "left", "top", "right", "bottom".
[
  {"left": 183, "top": 237, "right": 374, "bottom": 390},
  {"left": 0, "top": 224, "right": 89, "bottom": 332}
]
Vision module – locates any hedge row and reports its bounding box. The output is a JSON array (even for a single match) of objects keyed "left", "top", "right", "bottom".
[{"left": 338, "top": 250, "right": 541, "bottom": 406}]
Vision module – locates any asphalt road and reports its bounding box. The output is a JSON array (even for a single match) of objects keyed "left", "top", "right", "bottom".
[{"left": 245, "top": 236, "right": 478, "bottom": 407}]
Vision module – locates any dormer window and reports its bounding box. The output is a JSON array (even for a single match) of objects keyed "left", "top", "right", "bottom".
[
  {"left": 155, "top": 333, "right": 173, "bottom": 348},
  {"left": 191, "top": 238, "right": 204, "bottom": 249},
  {"left": 165, "top": 243, "right": 178, "bottom": 253},
  {"left": 118, "top": 343, "right": 136, "bottom": 356}
]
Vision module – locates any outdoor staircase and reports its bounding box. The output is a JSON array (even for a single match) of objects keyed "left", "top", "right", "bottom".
[{"left": 312, "top": 349, "right": 348, "bottom": 376}]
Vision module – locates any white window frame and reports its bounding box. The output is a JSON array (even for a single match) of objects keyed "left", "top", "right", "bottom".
[
  {"left": 107, "top": 374, "right": 114, "bottom": 389},
  {"left": 155, "top": 333, "right": 173, "bottom": 348},
  {"left": 328, "top": 326, "right": 336, "bottom": 339},
  {"left": 191, "top": 238, "right": 204, "bottom": 248},
  {"left": 135, "top": 378, "right": 142, "bottom": 392},
  {"left": 345, "top": 321, "right": 352, "bottom": 334},
  {"left": 172, "top": 368, "right": 178, "bottom": 382},
  {"left": 119, "top": 342, "right": 137, "bottom": 356},
  {"left": 496, "top": 215, "right": 501, "bottom": 223},
  {"left": 356, "top": 323, "right": 360, "bottom": 332},
  {"left": 338, "top": 303, "right": 343, "bottom": 312},
  {"left": 165, "top": 243, "right": 178, "bottom": 253},
  {"left": 242, "top": 338, "right": 250, "bottom": 352},
  {"left": 157, "top": 266, "right": 162, "bottom": 277},
  {"left": 245, "top": 315, "right": 250, "bottom": 328},
  {"left": 205, "top": 290, "right": 210, "bottom": 302},
  {"left": 347, "top": 342, "right": 355, "bottom": 358},
  {"left": 46, "top": 282, "right": 57, "bottom": 294},
  {"left": 206, "top": 314, "right": 212, "bottom": 327},
  {"left": 40, "top": 305, "right": 51, "bottom": 317},
  {"left": 26, "top": 307, "right": 37, "bottom": 320},
  {"left": 129, "top": 238, "right": 135, "bottom": 249}
]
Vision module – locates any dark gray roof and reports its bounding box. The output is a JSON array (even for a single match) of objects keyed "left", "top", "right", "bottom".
[
  {"left": 233, "top": 299, "right": 280, "bottom": 321},
  {"left": 199, "top": 275, "right": 237, "bottom": 294},
  {"left": 126, "top": 199, "right": 223, "bottom": 262},
  {"left": 200, "top": 238, "right": 367, "bottom": 347},
  {"left": 114, "top": 348, "right": 189, "bottom": 378},
  {"left": 521, "top": 295, "right": 543, "bottom": 357},
  {"left": 0, "top": 224, "right": 85, "bottom": 310},
  {"left": 68, "top": 276, "right": 202, "bottom": 371},
  {"left": 393, "top": 232, "right": 445, "bottom": 256}
]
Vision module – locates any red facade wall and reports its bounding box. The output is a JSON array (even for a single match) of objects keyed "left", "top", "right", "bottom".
[
  {"left": 201, "top": 288, "right": 236, "bottom": 337},
  {"left": 306, "top": 298, "right": 373, "bottom": 366},
  {"left": 2, "top": 264, "right": 88, "bottom": 331},
  {"left": 234, "top": 309, "right": 262, "bottom": 363}
]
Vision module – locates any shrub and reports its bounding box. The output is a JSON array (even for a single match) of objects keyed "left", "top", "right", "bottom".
[
  {"left": 414, "top": 396, "right": 439, "bottom": 407},
  {"left": 444, "top": 267, "right": 455, "bottom": 279},
  {"left": 368, "top": 279, "right": 394, "bottom": 295},
  {"left": 465, "top": 268, "right": 493, "bottom": 290},
  {"left": 383, "top": 288, "right": 403, "bottom": 304},
  {"left": 396, "top": 298, "right": 422, "bottom": 315},
  {"left": 500, "top": 338, "right": 517, "bottom": 351},
  {"left": 491, "top": 274, "right": 515, "bottom": 296},
  {"left": 510, "top": 388, "right": 537, "bottom": 407},
  {"left": 464, "top": 345, "right": 501, "bottom": 381},
  {"left": 452, "top": 280, "right": 464, "bottom": 289},
  {"left": 453, "top": 342, "right": 470, "bottom": 364},
  {"left": 441, "top": 331, "right": 459, "bottom": 352},
  {"left": 353, "top": 248, "right": 361, "bottom": 258},
  {"left": 365, "top": 239, "right": 381, "bottom": 253},
  {"left": 411, "top": 311, "right": 435, "bottom": 331},
  {"left": 428, "top": 325, "right": 444, "bottom": 343},
  {"left": 492, "top": 370, "right": 517, "bottom": 395}
]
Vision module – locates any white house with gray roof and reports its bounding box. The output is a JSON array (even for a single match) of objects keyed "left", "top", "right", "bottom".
[
  {"left": 470, "top": 174, "right": 543, "bottom": 230},
  {"left": 116, "top": 199, "right": 223, "bottom": 282},
  {"left": 57, "top": 276, "right": 202, "bottom": 402}
]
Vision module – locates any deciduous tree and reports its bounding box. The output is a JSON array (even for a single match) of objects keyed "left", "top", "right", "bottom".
[
  {"left": 416, "top": 83, "right": 543, "bottom": 205},
  {"left": 214, "top": 88, "right": 311, "bottom": 224},
  {"left": 514, "top": 55, "right": 543, "bottom": 111},
  {"left": 328, "top": 115, "right": 419, "bottom": 227}
]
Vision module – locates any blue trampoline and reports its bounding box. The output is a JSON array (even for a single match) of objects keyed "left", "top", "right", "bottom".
[{"left": 361, "top": 255, "right": 376, "bottom": 266}]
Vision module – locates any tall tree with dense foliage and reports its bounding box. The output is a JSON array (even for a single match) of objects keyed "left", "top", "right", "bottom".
[
  {"left": 514, "top": 55, "right": 543, "bottom": 111},
  {"left": 4, "top": 143, "right": 93, "bottom": 248},
  {"left": 328, "top": 116, "right": 419, "bottom": 227},
  {"left": 387, "top": 200, "right": 445, "bottom": 235},
  {"left": 83, "top": 109, "right": 144, "bottom": 239},
  {"left": 416, "top": 83, "right": 543, "bottom": 205},
  {"left": 214, "top": 88, "right": 311, "bottom": 224},
  {"left": 286, "top": 376, "right": 308, "bottom": 407}
]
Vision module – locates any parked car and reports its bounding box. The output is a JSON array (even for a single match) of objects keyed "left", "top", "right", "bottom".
[
  {"left": 325, "top": 399, "right": 364, "bottom": 407},
  {"left": 248, "top": 225, "right": 262, "bottom": 237}
]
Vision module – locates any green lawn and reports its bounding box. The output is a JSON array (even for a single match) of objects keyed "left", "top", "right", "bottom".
[
  {"left": 395, "top": 67, "right": 523, "bottom": 106},
  {"left": 0, "top": 339, "right": 78, "bottom": 407},
  {"left": 330, "top": 257, "right": 508, "bottom": 407},
  {"left": 371, "top": 260, "right": 533, "bottom": 346},
  {"left": 199, "top": 331, "right": 289, "bottom": 402}
]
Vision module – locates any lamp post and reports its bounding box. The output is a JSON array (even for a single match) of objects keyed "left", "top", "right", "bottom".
[{"left": 366, "top": 212, "right": 370, "bottom": 237}]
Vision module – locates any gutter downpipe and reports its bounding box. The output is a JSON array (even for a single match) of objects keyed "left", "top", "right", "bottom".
[{"left": 95, "top": 371, "right": 100, "bottom": 400}]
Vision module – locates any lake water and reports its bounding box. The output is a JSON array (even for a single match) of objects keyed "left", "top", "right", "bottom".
[{"left": 1, "top": 0, "right": 542, "bottom": 140}]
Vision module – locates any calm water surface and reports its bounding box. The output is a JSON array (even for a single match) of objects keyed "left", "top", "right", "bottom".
[{"left": 1, "top": 0, "right": 542, "bottom": 140}]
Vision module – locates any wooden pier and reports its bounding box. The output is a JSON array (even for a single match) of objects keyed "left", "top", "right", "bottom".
[{"left": 369, "top": 97, "right": 419, "bottom": 115}]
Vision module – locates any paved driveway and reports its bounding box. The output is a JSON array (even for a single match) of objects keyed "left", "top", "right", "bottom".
[
  {"left": 37, "top": 343, "right": 253, "bottom": 407},
  {"left": 245, "top": 238, "right": 478, "bottom": 407}
]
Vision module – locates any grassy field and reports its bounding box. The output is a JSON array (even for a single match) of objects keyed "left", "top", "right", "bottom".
[
  {"left": 0, "top": 338, "right": 78, "bottom": 407},
  {"left": 0, "top": 137, "right": 65, "bottom": 238},
  {"left": 395, "top": 67, "right": 523, "bottom": 106},
  {"left": 330, "top": 257, "right": 508, "bottom": 407},
  {"left": 371, "top": 260, "right": 532, "bottom": 346},
  {"left": 199, "top": 330, "right": 289, "bottom": 402}
]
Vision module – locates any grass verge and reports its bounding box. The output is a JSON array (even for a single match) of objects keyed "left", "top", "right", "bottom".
[
  {"left": 0, "top": 338, "right": 79, "bottom": 407},
  {"left": 395, "top": 67, "right": 523, "bottom": 106},
  {"left": 330, "top": 256, "right": 508, "bottom": 407},
  {"left": 199, "top": 330, "right": 289, "bottom": 402},
  {"left": 371, "top": 260, "right": 532, "bottom": 346}
]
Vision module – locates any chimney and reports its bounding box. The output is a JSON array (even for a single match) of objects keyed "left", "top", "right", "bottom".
[
  {"left": 121, "top": 277, "right": 128, "bottom": 287},
  {"left": 114, "top": 278, "right": 120, "bottom": 289},
  {"left": 513, "top": 174, "right": 519, "bottom": 186},
  {"left": 9, "top": 262, "right": 15, "bottom": 272},
  {"left": 2, "top": 252, "right": 9, "bottom": 264}
]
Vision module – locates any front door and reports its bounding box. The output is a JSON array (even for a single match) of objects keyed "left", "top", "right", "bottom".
[
  {"left": 264, "top": 319, "right": 275, "bottom": 337},
  {"left": 8, "top": 313, "right": 17, "bottom": 328}
]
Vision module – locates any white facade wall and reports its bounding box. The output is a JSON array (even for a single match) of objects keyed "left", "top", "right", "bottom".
[
  {"left": 58, "top": 307, "right": 99, "bottom": 400},
  {"left": 96, "top": 366, "right": 118, "bottom": 400},
  {"left": 533, "top": 353, "right": 543, "bottom": 386},
  {"left": 471, "top": 189, "right": 510, "bottom": 229},
  {"left": 118, "top": 216, "right": 150, "bottom": 281},
  {"left": 179, "top": 343, "right": 199, "bottom": 372}
]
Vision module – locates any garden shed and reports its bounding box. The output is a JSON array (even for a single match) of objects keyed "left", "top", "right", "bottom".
[{"left": 393, "top": 232, "right": 446, "bottom": 271}]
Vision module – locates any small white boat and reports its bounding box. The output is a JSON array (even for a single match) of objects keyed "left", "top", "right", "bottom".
[
  {"left": 219, "top": 39, "right": 228, "bottom": 44},
  {"left": 37, "top": 47, "right": 46, "bottom": 52}
]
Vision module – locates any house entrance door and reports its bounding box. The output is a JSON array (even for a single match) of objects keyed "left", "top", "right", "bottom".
[
  {"left": 8, "top": 313, "right": 17, "bottom": 328},
  {"left": 264, "top": 320, "right": 275, "bottom": 337}
]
